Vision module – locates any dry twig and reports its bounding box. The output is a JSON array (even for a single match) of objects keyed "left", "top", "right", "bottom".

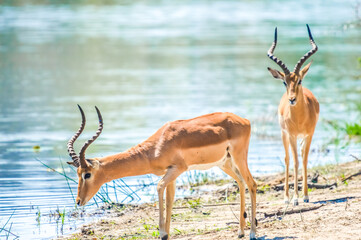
[
  {"left": 342, "top": 171, "right": 361, "bottom": 183},
  {"left": 263, "top": 204, "right": 324, "bottom": 218},
  {"left": 273, "top": 182, "right": 337, "bottom": 191}
]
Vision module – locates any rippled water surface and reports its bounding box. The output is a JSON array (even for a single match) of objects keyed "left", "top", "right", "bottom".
[{"left": 0, "top": 0, "right": 360, "bottom": 239}]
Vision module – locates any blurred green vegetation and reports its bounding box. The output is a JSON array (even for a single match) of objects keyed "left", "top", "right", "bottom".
[
  {"left": 345, "top": 122, "right": 361, "bottom": 139},
  {"left": 323, "top": 57, "right": 361, "bottom": 163},
  {"left": 326, "top": 117, "right": 361, "bottom": 145}
]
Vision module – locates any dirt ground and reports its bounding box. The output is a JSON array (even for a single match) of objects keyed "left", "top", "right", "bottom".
[{"left": 60, "top": 159, "right": 361, "bottom": 240}]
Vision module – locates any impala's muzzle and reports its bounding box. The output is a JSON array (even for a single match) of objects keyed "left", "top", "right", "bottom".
[
  {"left": 76, "top": 197, "right": 86, "bottom": 206},
  {"left": 289, "top": 97, "right": 297, "bottom": 105}
]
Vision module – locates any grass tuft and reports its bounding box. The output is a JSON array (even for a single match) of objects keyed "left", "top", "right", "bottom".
[
  {"left": 0, "top": 209, "right": 19, "bottom": 239},
  {"left": 35, "top": 157, "right": 158, "bottom": 210}
]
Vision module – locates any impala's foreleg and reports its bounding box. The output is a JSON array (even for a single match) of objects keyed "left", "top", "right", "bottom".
[
  {"left": 220, "top": 161, "right": 246, "bottom": 238},
  {"left": 301, "top": 135, "right": 313, "bottom": 203},
  {"left": 289, "top": 135, "right": 299, "bottom": 206},
  {"left": 157, "top": 166, "right": 184, "bottom": 240},
  {"left": 281, "top": 131, "right": 290, "bottom": 204}
]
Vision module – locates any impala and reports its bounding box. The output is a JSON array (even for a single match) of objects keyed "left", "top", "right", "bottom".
[
  {"left": 267, "top": 24, "right": 320, "bottom": 206},
  {"left": 67, "top": 105, "right": 257, "bottom": 240}
]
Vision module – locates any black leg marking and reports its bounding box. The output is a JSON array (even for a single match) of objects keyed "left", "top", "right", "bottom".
[
  {"left": 161, "top": 234, "right": 168, "bottom": 240},
  {"left": 243, "top": 211, "right": 247, "bottom": 218}
]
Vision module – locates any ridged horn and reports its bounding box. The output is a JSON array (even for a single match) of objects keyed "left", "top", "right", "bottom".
[
  {"left": 267, "top": 27, "right": 290, "bottom": 75},
  {"left": 294, "top": 24, "right": 318, "bottom": 74},
  {"left": 67, "top": 105, "right": 86, "bottom": 167},
  {"left": 78, "top": 106, "right": 103, "bottom": 168}
]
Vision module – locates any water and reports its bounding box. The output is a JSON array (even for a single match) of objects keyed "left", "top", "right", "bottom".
[{"left": 0, "top": 0, "right": 360, "bottom": 239}]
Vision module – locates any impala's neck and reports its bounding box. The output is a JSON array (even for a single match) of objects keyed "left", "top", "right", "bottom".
[
  {"left": 99, "top": 142, "right": 156, "bottom": 182},
  {"left": 289, "top": 87, "right": 307, "bottom": 120}
]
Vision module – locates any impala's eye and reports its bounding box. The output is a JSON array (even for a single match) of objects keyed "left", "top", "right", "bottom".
[
  {"left": 84, "top": 173, "right": 91, "bottom": 179},
  {"left": 283, "top": 81, "right": 287, "bottom": 87},
  {"left": 298, "top": 80, "right": 302, "bottom": 85}
]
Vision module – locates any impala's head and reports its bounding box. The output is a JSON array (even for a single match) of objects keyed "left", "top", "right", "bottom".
[
  {"left": 267, "top": 24, "right": 318, "bottom": 106},
  {"left": 67, "top": 105, "right": 105, "bottom": 206}
]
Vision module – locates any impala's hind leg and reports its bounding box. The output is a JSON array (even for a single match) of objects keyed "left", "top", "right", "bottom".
[
  {"left": 220, "top": 159, "right": 246, "bottom": 238},
  {"left": 165, "top": 180, "right": 176, "bottom": 234},
  {"left": 229, "top": 143, "right": 257, "bottom": 239}
]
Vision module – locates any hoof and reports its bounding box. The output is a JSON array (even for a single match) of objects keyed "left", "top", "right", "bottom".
[
  {"left": 293, "top": 199, "right": 299, "bottom": 206},
  {"left": 238, "top": 229, "right": 245, "bottom": 238},
  {"left": 303, "top": 196, "right": 309, "bottom": 203},
  {"left": 161, "top": 235, "right": 168, "bottom": 240},
  {"left": 284, "top": 197, "right": 289, "bottom": 204},
  {"left": 250, "top": 232, "right": 256, "bottom": 240}
]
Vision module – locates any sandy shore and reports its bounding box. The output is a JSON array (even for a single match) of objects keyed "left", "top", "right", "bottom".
[{"left": 59, "top": 159, "right": 361, "bottom": 240}]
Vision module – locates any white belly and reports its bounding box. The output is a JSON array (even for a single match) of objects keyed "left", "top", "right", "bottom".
[
  {"left": 187, "top": 153, "right": 228, "bottom": 171},
  {"left": 297, "top": 134, "right": 308, "bottom": 139}
]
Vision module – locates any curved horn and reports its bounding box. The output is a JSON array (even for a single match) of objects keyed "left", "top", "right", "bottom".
[
  {"left": 67, "top": 105, "right": 86, "bottom": 167},
  {"left": 79, "top": 106, "right": 103, "bottom": 168},
  {"left": 294, "top": 24, "right": 318, "bottom": 74},
  {"left": 267, "top": 27, "right": 290, "bottom": 75}
]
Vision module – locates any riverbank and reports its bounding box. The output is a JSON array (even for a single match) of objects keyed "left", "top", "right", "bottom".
[{"left": 59, "top": 158, "right": 361, "bottom": 240}]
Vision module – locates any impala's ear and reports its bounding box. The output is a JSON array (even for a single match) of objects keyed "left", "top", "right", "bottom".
[
  {"left": 267, "top": 67, "right": 285, "bottom": 80},
  {"left": 299, "top": 61, "right": 312, "bottom": 80},
  {"left": 67, "top": 161, "right": 78, "bottom": 167},
  {"left": 86, "top": 159, "right": 100, "bottom": 169}
]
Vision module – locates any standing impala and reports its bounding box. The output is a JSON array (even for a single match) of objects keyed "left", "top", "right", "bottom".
[
  {"left": 267, "top": 24, "right": 320, "bottom": 206},
  {"left": 67, "top": 105, "right": 257, "bottom": 240}
]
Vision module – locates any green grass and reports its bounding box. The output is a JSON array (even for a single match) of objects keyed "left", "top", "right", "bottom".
[
  {"left": 186, "top": 198, "right": 202, "bottom": 209},
  {"left": 59, "top": 208, "right": 66, "bottom": 226},
  {"left": 183, "top": 170, "right": 210, "bottom": 186},
  {"left": 36, "top": 207, "right": 41, "bottom": 226},
  {"left": 0, "top": 210, "right": 18, "bottom": 239},
  {"left": 345, "top": 122, "right": 361, "bottom": 140},
  {"left": 258, "top": 184, "right": 271, "bottom": 193},
  {"left": 152, "top": 230, "right": 159, "bottom": 237}
]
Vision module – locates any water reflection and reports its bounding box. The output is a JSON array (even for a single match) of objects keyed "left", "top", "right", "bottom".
[{"left": 0, "top": 0, "right": 360, "bottom": 239}]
